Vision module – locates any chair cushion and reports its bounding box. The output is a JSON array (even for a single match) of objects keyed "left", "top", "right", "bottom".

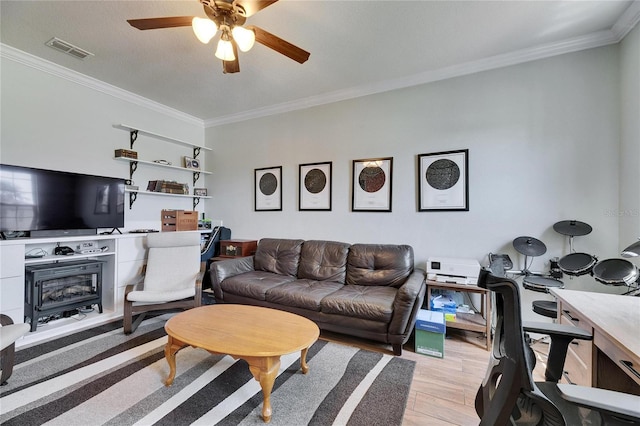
[
  {"left": 143, "top": 232, "right": 201, "bottom": 292},
  {"left": 297, "top": 240, "right": 350, "bottom": 283},
  {"left": 126, "top": 288, "right": 195, "bottom": 303},
  {"left": 221, "top": 271, "right": 296, "bottom": 301},
  {"left": 266, "top": 279, "right": 343, "bottom": 311},
  {"left": 254, "top": 238, "right": 304, "bottom": 277},
  {"left": 0, "top": 323, "right": 30, "bottom": 351},
  {"left": 320, "top": 285, "right": 398, "bottom": 322},
  {"left": 346, "top": 244, "right": 414, "bottom": 287}
]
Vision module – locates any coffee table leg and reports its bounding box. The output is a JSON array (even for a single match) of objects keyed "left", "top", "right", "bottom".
[
  {"left": 300, "top": 347, "right": 310, "bottom": 374},
  {"left": 164, "top": 335, "right": 187, "bottom": 386},
  {"left": 246, "top": 356, "right": 281, "bottom": 423}
]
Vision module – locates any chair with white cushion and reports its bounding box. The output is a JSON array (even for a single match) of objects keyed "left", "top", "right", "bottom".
[
  {"left": 0, "top": 314, "right": 30, "bottom": 385},
  {"left": 123, "top": 232, "right": 203, "bottom": 334}
]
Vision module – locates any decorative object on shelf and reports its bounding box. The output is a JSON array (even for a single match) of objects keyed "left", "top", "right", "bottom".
[
  {"left": 184, "top": 156, "right": 201, "bottom": 170},
  {"left": 161, "top": 210, "right": 198, "bottom": 231},
  {"left": 418, "top": 149, "right": 469, "bottom": 212},
  {"left": 114, "top": 148, "right": 138, "bottom": 159},
  {"left": 255, "top": 166, "right": 282, "bottom": 211},
  {"left": 147, "top": 180, "right": 189, "bottom": 194},
  {"left": 194, "top": 187, "right": 208, "bottom": 196},
  {"left": 153, "top": 159, "right": 172, "bottom": 165},
  {"left": 299, "top": 161, "right": 332, "bottom": 211},
  {"left": 352, "top": 157, "right": 393, "bottom": 212}
]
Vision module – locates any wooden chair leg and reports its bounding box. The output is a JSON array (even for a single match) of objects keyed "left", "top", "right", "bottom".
[
  {"left": 129, "top": 313, "right": 147, "bottom": 334},
  {"left": 0, "top": 343, "right": 16, "bottom": 385},
  {"left": 123, "top": 298, "right": 133, "bottom": 334}
]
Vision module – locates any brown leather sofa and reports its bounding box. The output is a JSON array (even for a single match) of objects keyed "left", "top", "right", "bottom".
[{"left": 209, "top": 238, "right": 426, "bottom": 355}]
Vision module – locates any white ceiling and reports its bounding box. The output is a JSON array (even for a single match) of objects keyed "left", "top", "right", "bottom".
[{"left": 1, "top": 1, "right": 638, "bottom": 126}]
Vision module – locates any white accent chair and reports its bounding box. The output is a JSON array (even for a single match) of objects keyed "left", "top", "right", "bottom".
[
  {"left": 123, "top": 232, "right": 203, "bottom": 334},
  {"left": 0, "top": 314, "right": 30, "bottom": 385}
]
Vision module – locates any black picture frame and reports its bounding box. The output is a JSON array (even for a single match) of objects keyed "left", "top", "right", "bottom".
[
  {"left": 255, "top": 166, "right": 282, "bottom": 211},
  {"left": 418, "top": 149, "right": 469, "bottom": 211},
  {"left": 351, "top": 157, "right": 393, "bottom": 212},
  {"left": 299, "top": 161, "right": 332, "bottom": 211}
]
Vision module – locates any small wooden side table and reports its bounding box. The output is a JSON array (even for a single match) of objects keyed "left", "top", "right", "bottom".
[
  {"left": 219, "top": 239, "right": 258, "bottom": 258},
  {"left": 426, "top": 280, "right": 492, "bottom": 349}
]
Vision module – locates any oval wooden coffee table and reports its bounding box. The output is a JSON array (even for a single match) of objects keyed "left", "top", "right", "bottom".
[{"left": 164, "top": 304, "right": 320, "bottom": 423}]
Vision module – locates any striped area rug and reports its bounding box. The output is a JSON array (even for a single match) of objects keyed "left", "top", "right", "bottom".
[{"left": 1, "top": 315, "right": 415, "bottom": 426}]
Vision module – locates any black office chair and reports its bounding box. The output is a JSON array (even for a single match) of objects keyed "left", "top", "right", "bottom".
[{"left": 475, "top": 269, "right": 640, "bottom": 426}]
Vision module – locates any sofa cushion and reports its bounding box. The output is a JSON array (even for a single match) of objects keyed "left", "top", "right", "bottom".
[
  {"left": 320, "top": 285, "right": 398, "bottom": 322},
  {"left": 346, "top": 244, "right": 414, "bottom": 288},
  {"left": 221, "top": 271, "right": 295, "bottom": 301},
  {"left": 254, "top": 238, "right": 304, "bottom": 277},
  {"left": 298, "top": 240, "right": 350, "bottom": 283},
  {"left": 266, "top": 279, "right": 343, "bottom": 311}
]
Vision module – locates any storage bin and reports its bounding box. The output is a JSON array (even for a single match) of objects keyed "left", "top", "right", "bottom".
[{"left": 161, "top": 210, "right": 198, "bottom": 231}]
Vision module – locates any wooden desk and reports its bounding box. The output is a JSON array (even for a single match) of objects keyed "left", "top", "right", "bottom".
[
  {"left": 426, "top": 280, "right": 491, "bottom": 349},
  {"left": 551, "top": 289, "right": 640, "bottom": 395}
]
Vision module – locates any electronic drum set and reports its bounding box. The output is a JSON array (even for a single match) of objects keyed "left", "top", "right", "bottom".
[{"left": 512, "top": 220, "right": 640, "bottom": 317}]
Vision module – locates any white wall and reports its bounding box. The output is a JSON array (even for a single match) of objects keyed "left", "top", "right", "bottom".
[
  {"left": 619, "top": 24, "right": 640, "bottom": 260},
  {"left": 207, "top": 47, "right": 621, "bottom": 263},
  {"left": 1, "top": 36, "right": 636, "bottom": 323},
  {"left": 205, "top": 45, "right": 631, "bottom": 319},
  {"left": 1, "top": 56, "right": 205, "bottom": 230}
]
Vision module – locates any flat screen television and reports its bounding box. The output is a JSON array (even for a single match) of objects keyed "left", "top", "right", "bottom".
[{"left": 0, "top": 164, "right": 125, "bottom": 236}]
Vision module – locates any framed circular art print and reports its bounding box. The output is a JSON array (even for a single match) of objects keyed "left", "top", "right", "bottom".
[{"left": 418, "top": 149, "right": 468, "bottom": 211}]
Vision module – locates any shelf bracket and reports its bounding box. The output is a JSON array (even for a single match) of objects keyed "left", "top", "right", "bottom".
[
  {"left": 130, "top": 130, "right": 138, "bottom": 149},
  {"left": 193, "top": 147, "right": 201, "bottom": 159},
  {"left": 193, "top": 171, "right": 201, "bottom": 186},
  {"left": 129, "top": 161, "right": 138, "bottom": 180},
  {"left": 129, "top": 191, "right": 138, "bottom": 209},
  {"left": 193, "top": 197, "right": 201, "bottom": 210}
]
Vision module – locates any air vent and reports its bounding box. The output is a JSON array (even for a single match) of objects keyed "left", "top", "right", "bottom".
[{"left": 45, "top": 37, "right": 94, "bottom": 60}]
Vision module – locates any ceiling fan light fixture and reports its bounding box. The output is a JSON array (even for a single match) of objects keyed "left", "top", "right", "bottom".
[
  {"left": 215, "top": 37, "right": 236, "bottom": 61},
  {"left": 232, "top": 26, "right": 255, "bottom": 52},
  {"left": 192, "top": 17, "right": 217, "bottom": 44}
]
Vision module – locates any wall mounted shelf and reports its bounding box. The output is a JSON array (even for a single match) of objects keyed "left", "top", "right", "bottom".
[{"left": 114, "top": 124, "right": 211, "bottom": 210}]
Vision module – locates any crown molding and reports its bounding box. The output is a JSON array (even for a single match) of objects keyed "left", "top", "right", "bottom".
[
  {"left": 612, "top": 0, "right": 640, "bottom": 40},
  {"left": 3, "top": 0, "right": 638, "bottom": 131},
  {"left": 0, "top": 43, "right": 204, "bottom": 127}
]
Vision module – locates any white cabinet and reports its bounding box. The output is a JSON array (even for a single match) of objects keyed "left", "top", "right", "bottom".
[
  {"left": 0, "top": 244, "right": 26, "bottom": 323},
  {"left": 0, "top": 234, "right": 147, "bottom": 346}
]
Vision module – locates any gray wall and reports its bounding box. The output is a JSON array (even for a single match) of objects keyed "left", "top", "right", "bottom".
[
  {"left": 619, "top": 24, "right": 640, "bottom": 253},
  {"left": 0, "top": 55, "right": 204, "bottom": 230},
  {"left": 1, "top": 27, "right": 638, "bottom": 321},
  {"left": 206, "top": 46, "right": 623, "bottom": 275}
]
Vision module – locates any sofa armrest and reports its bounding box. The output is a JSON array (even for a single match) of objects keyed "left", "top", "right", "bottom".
[
  {"left": 388, "top": 268, "right": 427, "bottom": 336},
  {"left": 209, "top": 256, "right": 255, "bottom": 300}
]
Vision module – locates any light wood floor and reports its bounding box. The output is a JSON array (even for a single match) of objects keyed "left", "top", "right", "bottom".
[{"left": 320, "top": 329, "right": 548, "bottom": 426}]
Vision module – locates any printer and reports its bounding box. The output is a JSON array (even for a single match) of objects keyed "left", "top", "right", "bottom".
[{"left": 426, "top": 257, "right": 481, "bottom": 285}]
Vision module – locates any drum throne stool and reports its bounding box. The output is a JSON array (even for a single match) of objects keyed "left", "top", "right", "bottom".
[{"left": 512, "top": 236, "right": 563, "bottom": 319}]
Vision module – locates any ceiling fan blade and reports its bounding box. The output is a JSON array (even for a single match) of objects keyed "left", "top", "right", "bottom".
[
  {"left": 223, "top": 41, "right": 240, "bottom": 74},
  {"left": 127, "top": 16, "right": 194, "bottom": 30},
  {"left": 237, "top": 0, "right": 278, "bottom": 18},
  {"left": 248, "top": 25, "right": 310, "bottom": 64}
]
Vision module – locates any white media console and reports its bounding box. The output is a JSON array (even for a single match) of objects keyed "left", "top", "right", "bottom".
[{"left": 0, "top": 231, "right": 202, "bottom": 348}]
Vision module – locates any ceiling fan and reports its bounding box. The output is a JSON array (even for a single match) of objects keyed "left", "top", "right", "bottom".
[{"left": 127, "top": 0, "right": 310, "bottom": 74}]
